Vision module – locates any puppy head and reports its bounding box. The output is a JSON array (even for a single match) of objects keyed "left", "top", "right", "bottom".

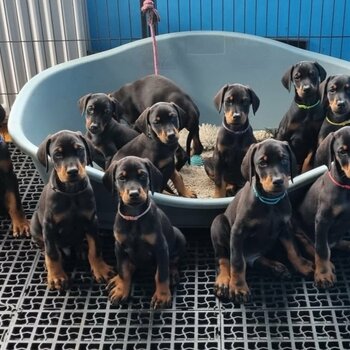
[
  {"left": 320, "top": 75, "right": 350, "bottom": 116},
  {"left": 37, "top": 130, "right": 93, "bottom": 183},
  {"left": 213, "top": 84, "right": 260, "bottom": 126},
  {"left": 316, "top": 126, "right": 350, "bottom": 177},
  {"left": 241, "top": 139, "right": 295, "bottom": 193},
  {"left": 78, "top": 93, "right": 125, "bottom": 134},
  {"left": 134, "top": 102, "right": 183, "bottom": 145},
  {"left": 282, "top": 61, "right": 327, "bottom": 99},
  {"left": 102, "top": 156, "right": 163, "bottom": 204}
]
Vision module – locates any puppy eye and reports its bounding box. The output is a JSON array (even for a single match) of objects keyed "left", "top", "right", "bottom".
[
  {"left": 258, "top": 160, "right": 268, "bottom": 167},
  {"left": 139, "top": 172, "right": 147, "bottom": 180},
  {"left": 294, "top": 73, "right": 301, "bottom": 80},
  {"left": 54, "top": 152, "right": 63, "bottom": 159},
  {"left": 118, "top": 175, "right": 126, "bottom": 181},
  {"left": 87, "top": 106, "right": 94, "bottom": 114},
  {"left": 329, "top": 86, "right": 336, "bottom": 93},
  {"left": 338, "top": 149, "right": 347, "bottom": 155},
  {"left": 225, "top": 100, "right": 233, "bottom": 105}
]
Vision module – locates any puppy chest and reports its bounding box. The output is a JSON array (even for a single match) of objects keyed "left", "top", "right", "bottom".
[{"left": 115, "top": 230, "right": 158, "bottom": 263}]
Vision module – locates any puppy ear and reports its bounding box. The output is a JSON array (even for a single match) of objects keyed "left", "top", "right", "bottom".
[
  {"left": 134, "top": 107, "right": 151, "bottom": 134},
  {"left": 170, "top": 102, "right": 186, "bottom": 129},
  {"left": 247, "top": 87, "right": 260, "bottom": 115},
  {"left": 281, "top": 65, "right": 294, "bottom": 91},
  {"left": 213, "top": 84, "right": 229, "bottom": 113},
  {"left": 76, "top": 132, "right": 93, "bottom": 166},
  {"left": 37, "top": 134, "right": 52, "bottom": 172},
  {"left": 241, "top": 143, "right": 257, "bottom": 183},
  {"left": 108, "top": 94, "right": 125, "bottom": 122},
  {"left": 314, "top": 61, "right": 327, "bottom": 82},
  {"left": 315, "top": 132, "right": 335, "bottom": 169},
  {"left": 320, "top": 76, "right": 333, "bottom": 105},
  {"left": 78, "top": 93, "right": 92, "bottom": 114},
  {"left": 282, "top": 141, "right": 297, "bottom": 183},
  {"left": 102, "top": 160, "right": 118, "bottom": 194},
  {"left": 143, "top": 158, "right": 163, "bottom": 193}
]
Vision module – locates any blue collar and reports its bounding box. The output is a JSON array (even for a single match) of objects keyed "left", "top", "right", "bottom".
[
  {"left": 252, "top": 185, "right": 286, "bottom": 205},
  {"left": 0, "top": 135, "right": 4, "bottom": 144}
]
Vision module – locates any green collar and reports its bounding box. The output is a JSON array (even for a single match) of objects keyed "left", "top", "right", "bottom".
[
  {"left": 325, "top": 116, "right": 350, "bottom": 126},
  {"left": 295, "top": 99, "right": 320, "bottom": 110}
]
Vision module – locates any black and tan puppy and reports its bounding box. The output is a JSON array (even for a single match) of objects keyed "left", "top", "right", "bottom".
[
  {"left": 31, "top": 130, "right": 114, "bottom": 290},
  {"left": 0, "top": 135, "right": 30, "bottom": 237},
  {"left": 78, "top": 93, "right": 139, "bottom": 168},
  {"left": 103, "top": 156, "right": 186, "bottom": 309},
  {"left": 111, "top": 102, "right": 196, "bottom": 198},
  {"left": 204, "top": 83, "right": 260, "bottom": 197},
  {"left": 276, "top": 61, "right": 327, "bottom": 172},
  {"left": 293, "top": 127, "right": 350, "bottom": 289},
  {"left": 211, "top": 139, "right": 313, "bottom": 303},
  {"left": 318, "top": 75, "right": 350, "bottom": 144},
  {"left": 110, "top": 74, "right": 204, "bottom": 158}
]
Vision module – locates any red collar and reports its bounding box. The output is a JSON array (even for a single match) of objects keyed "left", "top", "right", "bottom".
[{"left": 327, "top": 171, "right": 350, "bottom": 190}]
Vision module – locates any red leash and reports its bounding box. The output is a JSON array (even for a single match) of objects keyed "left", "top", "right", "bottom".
[{"left": 141, "top": 0, "right": 160, "bottom": 75}]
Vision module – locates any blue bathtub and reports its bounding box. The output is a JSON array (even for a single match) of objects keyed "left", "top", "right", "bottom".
[{"left": 10, "top": 31, "right": 350, "bottom": 228}]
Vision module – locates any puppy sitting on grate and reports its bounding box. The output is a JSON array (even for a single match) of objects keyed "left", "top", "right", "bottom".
[
  {"left": 204, "top": 83, "right": 260, "bottom": 197},
  {"left": 211, "top": 139, "right": 313, "bottom": 304},
  {"left": 0, "top": 129, "right": 30, "bottom": 237},
  {"left": 103, "top": 155, "right": 186, "bottom": 309},
  {"left": 31, "top": 130, "right": 114, "bottom": 290},
  {"left": 293, "top": 126, "right": 350, "bottom": 289}
]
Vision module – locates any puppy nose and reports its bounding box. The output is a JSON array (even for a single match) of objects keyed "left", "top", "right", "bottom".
[
  {"left": 272, "top": 177, "right": 284, "bottom": 186},
  {"left": 129, "top": 189, "right": 139, "bottom": 198},
  {"left": 67, "top": 166, "right": 79, "bottom": 176},
  {"left": 89, "top": 123, "right": 98, "bottom": 131},
  {"left": 233, "top": 112, "right": 241, "bottom": 118},
  {"left": 167, "top": 130, "right": 176, "bottom": 139},
  {"left": 337, "top": 100, "right": 345, "bottom": 107},
  {"left": 303, "top": 84, "right": 311, "bottom": 91}
]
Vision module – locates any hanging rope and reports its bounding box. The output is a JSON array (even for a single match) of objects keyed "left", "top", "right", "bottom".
[{"left": 141, "top": 0, "right": 160, "bottom": 75}]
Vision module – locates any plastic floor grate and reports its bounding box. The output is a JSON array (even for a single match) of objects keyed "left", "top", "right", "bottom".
[{"left": 1, "top": 145, "right": 350, "bottom": 350}]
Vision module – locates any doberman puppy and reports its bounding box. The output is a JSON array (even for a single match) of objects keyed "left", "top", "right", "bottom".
[
  {"left": 31, "top": 130, "right": 114, "bottom": 290},
  {"left": 204, "top": 83, "right": 260, "bottom": 197},
  {"left": 110, "top": 74, "right": 204, "bottom": 158},
  {"left": 103, "top": 156, "right": 186, "bottom": 309},
  {"left": 292, "top": 126, "right": 350, "bottom": 289},
  {"left": 0, "top": 135, "right": 30, "bottom": 237},
  {"left": 110, "top": 102, "right": 197, "bottom": 198},
  {"left": 276, "top": 61, "right": 327, "bottom": 172},
  {"left": 211, "top": 139, "right": 313, "bottom": 303},
  {"left": 78, "top": 93, "right": 139, "bottom": 168},
  {"left": 317, "top": 75, "right": 350, "bottom": 144}
]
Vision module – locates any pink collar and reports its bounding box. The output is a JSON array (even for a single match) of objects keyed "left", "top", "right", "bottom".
[
  {"left": 327, "top": 171, "right": 350, "bottom": 190},
  {"left": 118, "top": 201, "right": 152, "bottom": 221}
]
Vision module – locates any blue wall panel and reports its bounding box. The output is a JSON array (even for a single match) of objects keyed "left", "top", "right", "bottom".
[{"left": 86, "top": 0, "right": 350, "bottom": 60}]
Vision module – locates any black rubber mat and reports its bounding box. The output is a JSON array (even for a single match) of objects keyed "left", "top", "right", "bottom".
[{"left": 1, "top": 145, "right": 350, "bottom": 350}]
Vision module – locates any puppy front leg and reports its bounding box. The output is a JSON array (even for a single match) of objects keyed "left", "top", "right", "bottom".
[
  {"left": 44, "top": 232, "right": 68, "bottom": 290},
  {"left": 229, "top": 224, "right": 250, "bottom": 304},
  {"left": 170, "top": 170, "right": 197, "bottom": 198},
  {"left": 108, "top": 242, "right": 135, "bottom": 304},
  {"left": 314, "top": 211, "right": 335, "bottom": 289},
  {"left": 213, "top": 152, "right": 226, "bottom": 198},
  {"left": 151, "top": 239, "right": 171, "bottom": 309}
]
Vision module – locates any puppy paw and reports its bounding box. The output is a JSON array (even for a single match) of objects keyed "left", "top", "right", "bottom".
[
  {"left": 229, "top": 281, "right": 251, "bottom": 304},
  {"left": 271, "top": 262, "right": 292, "bottom": 280},
  {"left": 47, "top": 270, "right": 69, "bottom": 291},
  {"left": 315, "top": 262, "right": 336, "bottom": 289},
  {"left": 12, "top": 217, "right": 30, "bottom": 238},
  {"left": 151, "top": 287, "right": 172, "bottom": 309},
  {"left": 91, "top": 260, "right": 116, "bottom": 283},
  {"left": 107, "top": 275, "right": 130, "bottom": 304},
  {"left": 296, "top": 257, "right": 314, "bottom": 277},
  {"left": 214, "top": 274, "right": 230, "bottom": 299}
]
